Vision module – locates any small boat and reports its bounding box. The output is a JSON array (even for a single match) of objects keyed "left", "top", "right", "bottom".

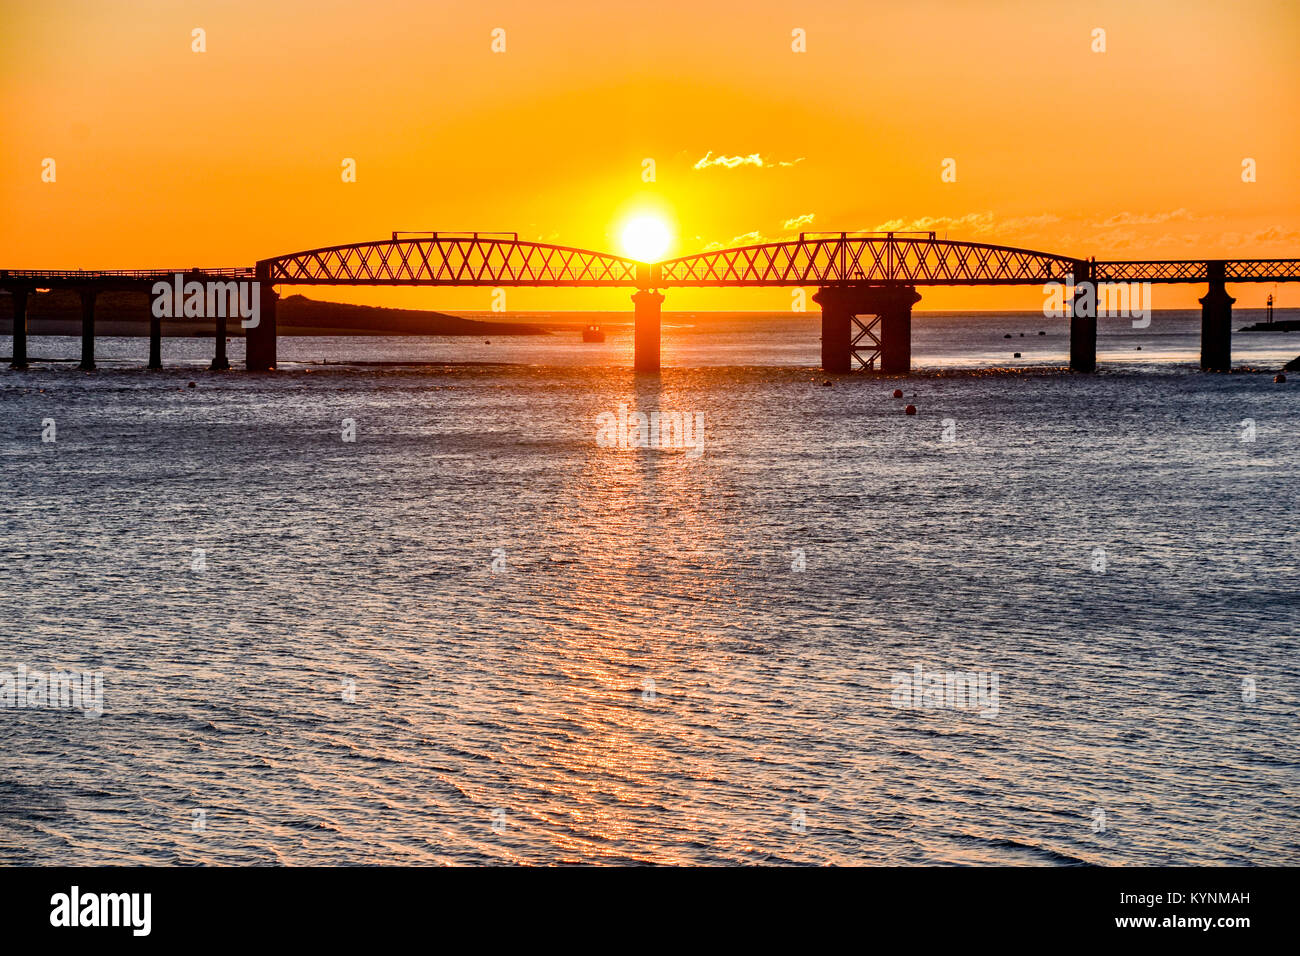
[{"left": 582, "top": 324, "right": 605, "bottom": 343}]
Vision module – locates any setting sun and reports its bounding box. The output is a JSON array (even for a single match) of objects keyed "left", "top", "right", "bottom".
[{"left": 620, "top": 216, "right": 672, "bottom": 263}]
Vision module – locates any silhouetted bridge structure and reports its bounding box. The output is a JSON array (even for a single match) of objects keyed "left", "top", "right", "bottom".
[{"left": 4, "top": 231, "right": 1298, "bottom": 373}]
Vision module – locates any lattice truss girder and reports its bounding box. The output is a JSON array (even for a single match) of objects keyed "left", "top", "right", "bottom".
[
  {"left": 267, "top": 238, "right": 639, "bottom": 286},
  {"left": 1094, "top": 260, "right": 1300, "bottom": 283},
  {"left": 1095, "top": 261, "right": 1204, "bottom": 282},
  {"left": 658, "top": 238, "right": 1080, "bottom": 285},
  {"left": 1225, "top": 260, "right": 1300, "bottom": 281},
  {"left": 851, "top": 312, "right": 882, "bottom": 370},
  {"left": 6, "top": 247, "right": 1298, "bottom": 288}
]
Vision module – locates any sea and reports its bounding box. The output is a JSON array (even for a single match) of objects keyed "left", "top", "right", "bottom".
[{"left": 1, "top": 310, "right": 1297, "bottom": 865}]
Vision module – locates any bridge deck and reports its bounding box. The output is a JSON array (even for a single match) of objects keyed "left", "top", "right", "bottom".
[{"left": 3, "top": 235, "right": 1298, "bottom": 289}]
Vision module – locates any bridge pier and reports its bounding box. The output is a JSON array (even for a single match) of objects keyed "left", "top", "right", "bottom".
[
  {"left": 210, "top": 309, "right": 230, "bottom": 370},
  {"left": 1069, "top": 260, "right": 1096, "bottom": 373},
  {"left": 813, "top": 285, "right": 920, "bottom": 373},
  {"left": 818, "top": 296, "right": 851, "bottom": 373},
  {"left": 148, "top": 309, "right": 162, "bottom": 369},
  {"left": 78, "top": 288, "right": 96, "bottom": 370},
  {"left": 246, "top": 265, "right": 277, "bottom": 371},
  {"left": 1200, "top": 261, "right": 1234, "bottom": 372},
  {"left": 632, "top": 289, "right": 663, "bottom": 372},
  {"left": 9, "top": 288, "right": 29, "bottom": 369}
]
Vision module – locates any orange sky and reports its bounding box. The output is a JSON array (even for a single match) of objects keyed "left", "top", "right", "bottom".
[{"left": 2, "top": 0, "right": 1297, "bottom": 310}]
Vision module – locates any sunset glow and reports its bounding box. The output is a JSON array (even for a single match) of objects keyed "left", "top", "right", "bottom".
[
  {"left": 620, "top": 215, "right": 673, "bottom": 263},
  {"left": 1, "top": 0, "right": 1296, "bottom": 311}
]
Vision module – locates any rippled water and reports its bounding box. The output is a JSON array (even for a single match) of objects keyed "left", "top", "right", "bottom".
[{"left": 1, "top": 312, "right": 1297, "bottom": 865}]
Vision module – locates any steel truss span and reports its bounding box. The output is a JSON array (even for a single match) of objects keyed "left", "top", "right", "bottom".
[
  {"left": 5, "top": 234, "right": 1297, "bottom": 290},
  {"left": 1094, "top": 259, "right": 1300, "bottom": 283},
  {"left": 657, "top": 236, "right": 1082, "bottom": 287},
  {"left": 262, "top": 233, "right": 642, "bottom": 287}
]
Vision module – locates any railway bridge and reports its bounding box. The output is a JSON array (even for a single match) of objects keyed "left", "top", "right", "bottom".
[{"left": 3, "top": 230, "right": 1298, "bottom": 373}]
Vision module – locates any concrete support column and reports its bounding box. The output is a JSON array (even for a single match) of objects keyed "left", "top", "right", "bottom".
[
  {"left": 815, "top": 293, "right": 852, "bottom": 372},
  {"left": 246, "top": 271, "right": 278, "bottom": 371},
  {"left": 148, "top": 310, "right": 162, "bottom": 369},
  {"left": 1200, "top": 261, "right": 1234, "bottom": 372},
  {"left": 210, "top": 271, "right": 230, "bottom": 371},
  {"left": 879, "top": 287, "right": 921, "bottom": 374},
  {"left": 632, "top": 289, "right": 663, "bottom": 372},
  {"left": 78, "top": 288, "right": 96, "bottom": 371},
  {"left": 1069, "top": 260, "right": 1096, "bottom": 373},
  {"left": 210, "top": 313, "right": 229, "bottom": 370},
  {"left": 9, "top": 288, "right": 29, "bottom": 369}
]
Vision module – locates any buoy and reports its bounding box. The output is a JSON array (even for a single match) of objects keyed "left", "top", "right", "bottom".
[
  {"left": 187, "top": 381, "right": 196, "bottom": 388},
  {"left": 1276, "top": 373, "right": 1287, "bottom": 383},
  {"left": 1136, "top": 346, "right": 1142, "bottom": 350},
  {"left": 1013, "top": 352, "right": 1021, "bottom": 358},
  {"left": 1038, "top": 330, "right": 1046, "bottom": 335},
  {"left": 1003, "top": 333, "right": 1012, "bottom": 338},
  {"left": 1019, "top": 333, "right": 1025, "bottom": 337},
  {"left": 485, "top": 340, "right": 491, "bottom": 345},
  {"left": 904, "top": 404, "right": 917, "bottom": 415},
  {"left": 892, "top": 388, "right": 903, "bottom": 398}
]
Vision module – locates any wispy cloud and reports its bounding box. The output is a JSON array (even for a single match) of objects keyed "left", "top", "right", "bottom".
[
  {"left": 694, "top": 211, "right": 1076, "bottom": 254},
  {"left": 702, "top": 213, "right": 820, "bottom": 250},
  {"left": 1247, "top": 225, "right": 1300, "bottom": 244},
  {"left": 1092, "top": 208, "right": 1195, "bottom": 228},
  {"left": 871, "top": 212, "right": 1061, "bottom": 238},
  {"left": 694, "top": 151, "right": 805, "bottom": 170},
  {"left": 873, "top": 212, "right": 996, "bottom": 234},
  {"left": 703, "top": 230, "right": 766, "bottom": 251}
]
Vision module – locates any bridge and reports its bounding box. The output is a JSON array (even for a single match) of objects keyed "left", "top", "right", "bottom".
[{"left": 3, "top": 230, "right": 1297, "bottom": 374}]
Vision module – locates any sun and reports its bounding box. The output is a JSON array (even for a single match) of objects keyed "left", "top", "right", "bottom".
[{"left": 620, "top": 215, "right": 672, "bottom": 262}]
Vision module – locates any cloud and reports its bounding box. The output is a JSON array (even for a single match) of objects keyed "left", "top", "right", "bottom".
[
  {"left": 872, "top": 212, "right": 996, "bottom": 235},
  {"left": 702, "top": 214, "right": 818, "bottom": 250},
  {"left": 703, "top": 230, "right": 766, "bottom": 251},
  {"left": 1243, "top": 226, "right": 1300, "bottom": 245},
  {"left": 870, "top": 212, "right": 1062, "bottom": 240},
  {"left": 997, "top": 213, "right": 1063, "bottom": 233},
  {"left": 694, "top": 151, "right": 805, "bottom": 170},
  {"left": 1092, "top": 208, "right": 1195, "bottom": 228},
  {"left": 693, "top": 211, "right": 1075, "bottom": 254}
]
